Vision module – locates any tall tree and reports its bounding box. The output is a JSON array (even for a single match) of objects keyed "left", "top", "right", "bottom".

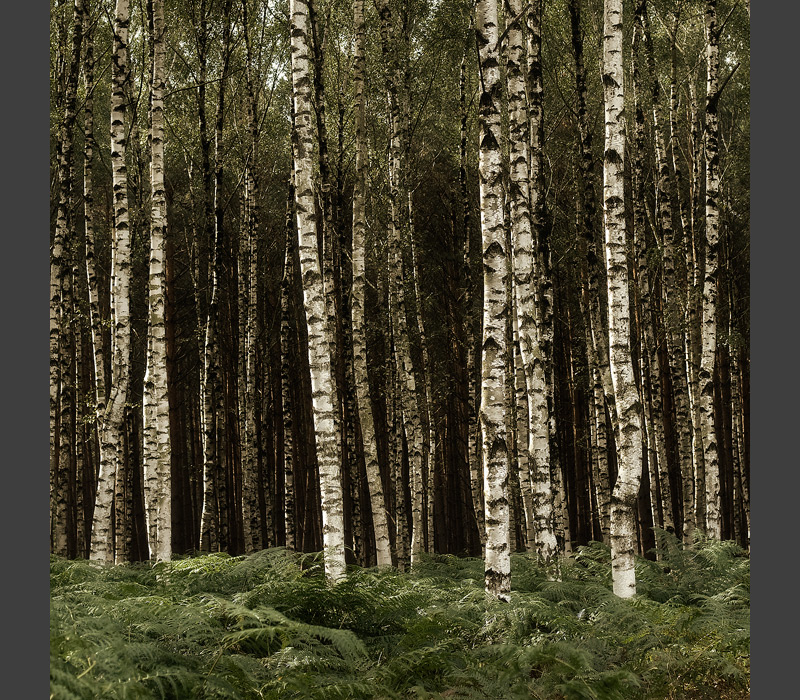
[
  {"left": 602, "top": 0, "right": 642, "bottom": 598},
  {"left": 290, "top": 0, "right": 346, "bottom": 581},
  {"left": 701, "top": 0, "right": 722, "bottom": 539},
  {"left": 142, "top": 0, "right": 172, "bottom": 562},
  {"left": 90, "top": 0, "right": 133, "bottom": 564},
  {"left": 477, "top": 0, "right": 511, "bottom": 601},
  {"left": 506, "top": 0, "right": 556, "bottom": 561},
  {"left": 352, "top": 0, "right": 392, "bottom": 567}
]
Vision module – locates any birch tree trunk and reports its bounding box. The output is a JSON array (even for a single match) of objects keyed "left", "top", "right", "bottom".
[
  {"left": 282, "top": 176, "right": 297, "bottom": 551},
  {"left": 460, "top": 48, "right": 484, "bottom": 548},
  {"left": 633, "top": 2, "right": 673, "bottom": 536},
  {"left": 686, "top": 75, "right": 706, "bottom": 534},
  {"left": 701, "top": 0, "right": 722, "bottom": 539},
  {"left": 91, "top": 0, "right": 132, "bottom": 564},
  {"left": 352, "top": 0, "right": 391, "bottom": 567},
  {"left": 569, "top": 0, "right": 610, "bottom": 543},
  {"left": 477, "top": 0, "right": 511, "bottom": 601},
  {"left": 290, "top": 0, "right": 346, "bottom": 581},
  {"left": 656, "top": 12, "right": 696, "bottom": 543},
  {"left": 200, "top": 1, "right": 233, "bottom": 552},
  {"left": 142, "top": 0, "right": 171, "bottom": 562},
  {"left": 603, "top": 0, "right": 642, "bottom": 598},
  {"left": 240, "top": 0, "right": 261, "bottom": 554},
  {"left": 82, "top": 0, "right": 106, "bottom": 471},
  {"left": 505, "top": 0, "right": 556, "bottom": 562},
  {"left": 526, "top": 0, "right": 563, "bottom": 554}
]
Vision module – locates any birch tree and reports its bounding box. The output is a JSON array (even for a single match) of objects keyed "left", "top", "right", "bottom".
[
  {"left": 477, "top": 0, "right": 511, "bottom": 601},
  {"left": 505, "top": 0, "right": 556, "bottom": 562},
  {"left": 602, "top": 0, "right": 642, "bottom": 598},
  {"left": 90, "top": 0, "right": 133, "bottom": 564},
  {"left": 142, "top": 0, "right": 171, "bottom": 562},
  {"left": 352, "top": 0, "right": 392, "bottom": 567},
  {"left": 290, "top": 0, "right": 346, "bottom": 581},
  {"left": 51, "top": 0, "right": 84, "bottom": 556},
  {"left": 701, "top": 0, "right": 722, "bottom": 539}
]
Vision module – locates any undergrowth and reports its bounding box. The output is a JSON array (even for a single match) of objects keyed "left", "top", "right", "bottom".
[{"left": 50, "top": 532, "right": 749, "bottom": 699}]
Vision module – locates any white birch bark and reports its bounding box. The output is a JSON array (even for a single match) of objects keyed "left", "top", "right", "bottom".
[
  {"left": 352, "top": 0, "right": 392, "bottom": 567},
  {"left": 282, "top": 179, "right": 297, "bottom": 550},
  {"left": 240, "top": 0, "right": 261, "bottom": 554},
  {"left": 632, "top": 7, "right": 673, "bottom": 536},
  {"left": 460, "top": 51, "right": 484, "bottom": 548},
  {"left": 701, "top": 0, "right": 722, "bottom": 539},
  {"left": 477, "top": 0, "right": 510, "bottom": 601},
  {"left": 664, "top": 33, "right": 698, "bottom": 542},
  {"left": 686, "top": 75, "right": 706, "bottom": 534},
  {"left": 603, "top": 0, "right": 642, "bottom": 598},
  {"left": 142, "top": 0, "right": 171, "bottom": 562},
  {"left": 505, "top": 0, "right": 556, "bottom": 562},
  {"left": 90, "top": 0, "right": 132, "bottom": 564},
  {"left": 569, "top": 0, "right": 610, "bottom": 544},
  {"left": 290, "top": 0, "right": 346, "bottom": 581},
  {"left": 82, "top": 0, "right": 106, "bottom": 452}
]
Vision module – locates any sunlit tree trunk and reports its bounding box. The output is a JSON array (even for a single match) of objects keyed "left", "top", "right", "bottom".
[
  {"left": 352, "top": 0, "right": 392, "bottom": 567},
  {"left": 505, "top": 0, "right": 556, "bottom": 562},
  {"left": 142, "top": 0, "right": 171, "bottom": 562},
  {"left": 528, "top": 0, "right": 566, "bottom": 555},
  {"left": 91, "top": 0, "right": 132, "bottom": 564},
  {"left": 603, "top": 0, "right": 642, "bottom": 598},
  {"left": 701, "top": 0, "right": 722, "bottom": 539},
  {"left": 290, "top": 0, "right": 346, "bottom": 581},
  {"left": 477, "top": 0, "right": 511, "bottom": 601}
]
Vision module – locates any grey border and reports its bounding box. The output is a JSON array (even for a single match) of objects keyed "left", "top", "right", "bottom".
[{"left": 5, "top": 0, "right": 50, "bottom": 697}]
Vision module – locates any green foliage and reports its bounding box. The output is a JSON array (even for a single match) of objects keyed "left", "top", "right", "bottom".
[{"left": 51, "top": 534, "right": 749, "bottom": 699}]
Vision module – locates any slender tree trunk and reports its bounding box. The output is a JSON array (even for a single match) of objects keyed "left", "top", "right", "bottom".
[
  {"left": 290, "top": 0, "right": 346, "bottom": 581},
  {"left": 200, "top": 1, "right": 233, "bottom": 552},
  {"left": 477, "top": 0, "right": 511, "bottom": 601},
  {"left": 51, "top": 0, "right": 84, "bottom": 555},
  {"left": 82, "top": 0, "right": 107, "bottom": 517},
  {"left": 142, "top": 0, "right": 171, "bottom": 562},
  {"left": 686, "top": 74, "right": 706, "bottom": 535},
  {"left": 240, "top": 0, "right": 262, "bottom": 554},
  {"left": 505, "top": 0, "right": 556, "bottom": 562},
  {"left": 633, "top": 3, "right": 673, "bottom": 536},
  {"left": 282, "top": 178, "right": 297, "bottom": 551},
  {"left": 460, "top": 49, "right": 484, "bottom": 548},
  {"left": 91, "top": 0, "right": 132, "bottom": 564},
  {"left": 603, "top": 0, "right": 642, "bottom": 598},
  {"left": 701, "top": 0, "right": 722, "bottom": 539},
  {"left": 352, "top": 0, "right": 391, "bottom": 567},
  {"left": 569, "top": 0, "right": 611, "bottom": 544}
]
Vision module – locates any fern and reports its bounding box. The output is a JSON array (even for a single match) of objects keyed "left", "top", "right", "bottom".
[{"left": 51, "top": 539, "right": 749, "bottom": 700}]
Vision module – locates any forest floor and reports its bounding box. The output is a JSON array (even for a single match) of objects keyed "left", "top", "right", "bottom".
[{"left": 51, "top": 535, "right": 749, "bottom": 700}]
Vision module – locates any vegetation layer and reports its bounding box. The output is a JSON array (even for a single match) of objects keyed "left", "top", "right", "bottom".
[{"left": 51, "top": 535, "right": 749, "bottom": 699}]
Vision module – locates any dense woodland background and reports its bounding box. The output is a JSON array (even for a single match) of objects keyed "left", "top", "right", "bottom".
[{"left": 49, "top": 0, "right": 749, "bottom": 581}]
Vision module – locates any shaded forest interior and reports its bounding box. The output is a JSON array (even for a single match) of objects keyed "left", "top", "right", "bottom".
[{"left": 49, "top": 0, "right": 750, "bottom": 575}]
